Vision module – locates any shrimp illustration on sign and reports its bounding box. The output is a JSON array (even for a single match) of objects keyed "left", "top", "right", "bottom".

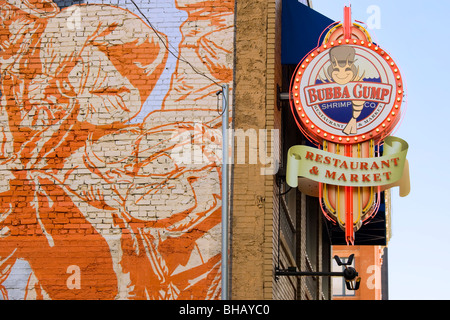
[{"left": 320, "top": 46, "right": 365, "bottom": 135}]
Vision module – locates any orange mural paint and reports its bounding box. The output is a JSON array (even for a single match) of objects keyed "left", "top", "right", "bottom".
[{"left": 0, "top": 0, "right": 233, "bottom": 300}]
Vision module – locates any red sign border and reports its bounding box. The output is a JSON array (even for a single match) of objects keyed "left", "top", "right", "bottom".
[{"left": 290, "top": 39, "right": 404, "bottom": 145}]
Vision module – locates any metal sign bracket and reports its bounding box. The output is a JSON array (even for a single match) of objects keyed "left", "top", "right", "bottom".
[{"left": 275, "top": 254, "right": 361, "bottom": 291}]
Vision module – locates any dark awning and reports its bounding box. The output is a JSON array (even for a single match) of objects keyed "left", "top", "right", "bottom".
[{"left": 281, "top": 1, "right": 335, "bottom": 65}]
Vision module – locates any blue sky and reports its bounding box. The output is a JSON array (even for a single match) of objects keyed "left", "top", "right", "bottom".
[{"left": 312, "top": 0, "right": 450, "bottom": 300}]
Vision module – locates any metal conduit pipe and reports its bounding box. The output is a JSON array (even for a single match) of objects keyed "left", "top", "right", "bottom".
[{"left": 221, "top": 84, "right": 229, "bottom": 300}]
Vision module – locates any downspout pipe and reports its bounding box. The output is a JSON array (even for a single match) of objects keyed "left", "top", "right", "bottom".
[{"left": 221, "top": 84, "right": 229, "bottom": 300}]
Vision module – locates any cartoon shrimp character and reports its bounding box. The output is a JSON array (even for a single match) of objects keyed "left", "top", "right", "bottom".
[{"left": 322, "top": 46, "right": 365, "bottom": 135}]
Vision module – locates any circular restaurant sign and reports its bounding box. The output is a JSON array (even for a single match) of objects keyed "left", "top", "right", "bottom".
[{"left": 290, "top": 39, "right": 404, "bottom": 144}]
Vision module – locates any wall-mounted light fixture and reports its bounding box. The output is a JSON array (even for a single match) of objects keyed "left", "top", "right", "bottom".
[{"left": 275, "top": 254, "right": 361, "bottom": 291}]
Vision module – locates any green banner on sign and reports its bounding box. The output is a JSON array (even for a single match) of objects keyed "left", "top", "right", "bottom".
[{"left": 286, "top": 136, "right": 409, "bottom": 196}]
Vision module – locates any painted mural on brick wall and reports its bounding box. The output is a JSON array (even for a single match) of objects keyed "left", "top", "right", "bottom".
[{"left": 0, "top": 0, "right": 233, "bottom": 299}]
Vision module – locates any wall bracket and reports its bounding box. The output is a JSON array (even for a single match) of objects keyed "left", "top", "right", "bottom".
[{"left": 275, "top": 254, "right": 361, "bottom": 291}]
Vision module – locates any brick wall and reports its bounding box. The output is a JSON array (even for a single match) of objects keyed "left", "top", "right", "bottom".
[
  {"left": 231, "top": 0, "right": 269, "bottom": 300},
  {"left": 0, "top": 0, "right": 233, "bottom": 300},
  {"left": 231, "top": 0, "right": 282, "bottom": 300}
]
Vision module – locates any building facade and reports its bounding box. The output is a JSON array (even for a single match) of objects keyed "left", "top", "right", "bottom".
[
  {"left": 332, "top": 245, "right": 388, "bottom": 300},
  {"left": 0, "top": 0, "right": 389, "bottom": 300}
]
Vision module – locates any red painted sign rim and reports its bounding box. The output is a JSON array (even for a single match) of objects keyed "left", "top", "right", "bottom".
[{"left": 290, "top": 39, "right": 404, "bottom": 145}]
